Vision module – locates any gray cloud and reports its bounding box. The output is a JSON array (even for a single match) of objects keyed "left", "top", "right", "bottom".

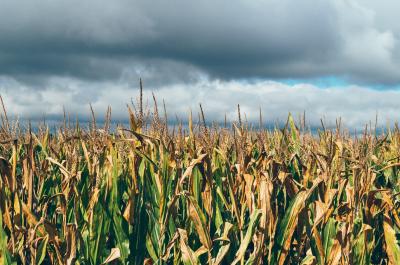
[{"left": 0, "top": 0, "right": 399, "bottom": 84}]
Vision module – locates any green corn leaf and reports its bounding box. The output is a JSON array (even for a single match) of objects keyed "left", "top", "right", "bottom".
[
  {"left": 383, "top": 215, "right": 400, "bottom": 264},
  {"left": 36, "top": 235, "right": 49, "bottom": 265},
  {"left": 353, "top": 224, "right": 374, "bottom": 265},
  {"left": 0, "top": 209, "right": 16, "bottom": 265},
  {"left": 232, "top": 209, "right": 262, "bottom": 265}
]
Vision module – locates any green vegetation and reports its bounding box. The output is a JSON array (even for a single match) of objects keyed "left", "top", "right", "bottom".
[{"left": 1, "top": 98, "right": 400, "bottom": 264}]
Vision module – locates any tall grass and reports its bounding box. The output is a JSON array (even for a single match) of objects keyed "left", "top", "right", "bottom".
[{"left": 1, "top": 95, "right": 400, "bottom": 264}]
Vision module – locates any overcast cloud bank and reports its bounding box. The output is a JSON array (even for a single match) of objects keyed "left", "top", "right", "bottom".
[{"left": 0, "top": 0, "right": 400, "bottom": 128}]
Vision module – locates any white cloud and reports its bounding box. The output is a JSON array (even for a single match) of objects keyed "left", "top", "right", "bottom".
[
  {"left": 1, "top": 76, "right": 398, "bottom": 130},
  {"left": 331, "top": 0, "right": 399, "bottom": 83}
]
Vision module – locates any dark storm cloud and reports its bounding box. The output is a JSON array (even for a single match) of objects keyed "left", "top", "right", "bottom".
[
  {"left": 133, "top": 0, "right": 341, "bottom": 79},
  {"left": 1, "top": 0, "right": 399, "bottom": 84}
]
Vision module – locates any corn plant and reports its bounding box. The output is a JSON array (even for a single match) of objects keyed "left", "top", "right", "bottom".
[{"left": 1, "top": 99, "right": 400, "bottom": 264}]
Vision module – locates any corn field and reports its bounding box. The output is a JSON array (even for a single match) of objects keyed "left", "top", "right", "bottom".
[{"left": 1, "top": 100, "right": 400, "bottom": 264}]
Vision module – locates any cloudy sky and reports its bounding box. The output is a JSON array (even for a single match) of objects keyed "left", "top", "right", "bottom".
[{"left": 1, "top": 0, "right": 400, "bottom": 128}]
